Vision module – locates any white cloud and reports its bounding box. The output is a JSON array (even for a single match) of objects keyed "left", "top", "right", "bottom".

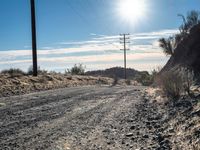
[{"left": 0, "top": 28, "right": 176, "bottom": 72}]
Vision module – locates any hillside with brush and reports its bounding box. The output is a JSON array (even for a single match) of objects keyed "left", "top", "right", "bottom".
[
  {"left": 162, "top": 23, "right": 200, "bottom": 76},
  {"left": 160, "top": 11, "right": 200, "bottom": 80},
  {"left": 86, "top": 67, "right": 149, "bottom": 79}
]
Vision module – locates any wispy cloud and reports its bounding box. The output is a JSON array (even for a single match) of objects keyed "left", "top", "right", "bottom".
[{"left": 0, "top": 28, "right": 177, "bottom": 72}]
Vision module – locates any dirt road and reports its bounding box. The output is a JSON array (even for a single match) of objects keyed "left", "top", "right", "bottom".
[{"left": 0, "top": 86, "right": 169, "bottom": 150}]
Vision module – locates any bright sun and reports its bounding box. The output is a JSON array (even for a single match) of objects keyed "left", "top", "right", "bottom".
[{"left": 118, "top": 0, "right": 147, "bottom": 24}]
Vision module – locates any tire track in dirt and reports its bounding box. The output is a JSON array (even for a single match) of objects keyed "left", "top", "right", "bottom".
[{"left": 0, "top": 86, "right": 144, "bottom": 150}]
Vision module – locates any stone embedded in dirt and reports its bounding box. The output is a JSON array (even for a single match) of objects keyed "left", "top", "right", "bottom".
[
  {"left": 167, "top": 127, "right": 174, "bottom": 133},
  {"left": 147, "top": 115, "right": 162, "bottom": 121},
  {"left": 136, "top": 131, "right": 140, "bottom": 135},
  {"left": 153, "top": 124, "right": 161, "bottom": 129},
  {"left": 129, "top": 145, "right": 133, "bottom": 148},
  {"left": 191, "top": 109, "right": 200, "bottom": 117},
  {"left": 156, "top": 134, "right": 165, "bottom": 143},
  {"left": 194, "top": 129, "right": 200, "bottom": 138},
  {"left": 102, "top": 129, "right": 111, "bottom": 133},
  {"left": 127, "top": 119, "right": 134, "bottom": 122},
  {"left": 146, "top": 121, "right": 151, "bottom": 126},
  {"left": 121, "top": 140, "right": 125, "bottom": 145},
  {"left": 147, "top": 125, "right": 153, "bottom": 130},
  {"left": 130, "top": 125, "right": 135, "bottom": 130},
  {"left": 131, "top": 137, "right": 135, "bottom": 141},
  {"left": 143, "top": 134, "right": 149, "bottom": 138},
  {"left": 126, "top": 133, "right": 134, "bottom": 137}
]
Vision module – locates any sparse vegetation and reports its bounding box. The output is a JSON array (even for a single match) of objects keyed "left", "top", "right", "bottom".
[
  {"left": 66, "top": 64, "right": 86, "bottom": 75},
  {"left": 1, "top": 68, "right": 26, "bottom": 77},
  {"left": 159, "top": 10, "right": 200, "bottom": 56},
  {"left": 158, "top": 71, "right": 183, "bottom": 100},
  {"left": 135, "top": 71, "right": 153, "bottom": 86},
  {"left": 158, "top": 36, "right": 175, "bottom": 56},
  {"left": 155, "top": 69, "right": 196, "bottom": 100},
  {"left": 125, "top": 79, "right": 131, "bottom": 85},
  {"left": 181, "top": 69, "right": 195, "bottom": 96},
  {"left": 178, "top": 10, "right": 200, "bottom": 35},
  {"left": 112, "top": 76, "right": 118, "bottom": 86}
]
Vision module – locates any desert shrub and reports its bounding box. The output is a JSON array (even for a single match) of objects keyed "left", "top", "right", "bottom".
[
  {"left": 1, "top": 68, "right": 26, "bottom": 77},
  {"left": 159, "top": 10, "right": 200, "bottom": 56},
  {"left": 66, "top": 64, "right": 85, "bottom": 75},
  {"left": 97, "top": 78, "right": 109, "bottom": 85},
  {"left": 181, "top": 69, "right": 195, "bottom": 96},
  {"left": 135, "top": 72, "right": 153, "bottom": 86},
  {"left": 158, "top": 37, "right": 176, "bottom": 56},
  {"left": 178, "top": 10, "right": 200, "bottom": 35},
  {"left": 125, "top": 79, "right": 131, "bottom": 85},
  {"left": 112, "top": 76, "right": 118, "bottom": 86},
  {"left": 157, "top": 71, "right": 184, "bottom": 100}
]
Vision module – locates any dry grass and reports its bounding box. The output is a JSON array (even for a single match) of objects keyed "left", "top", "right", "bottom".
[
  {"left": 145, "top": 87, "right": 200, "bottom": 149},
  {"left": 0, "top": 73, "right": 114, "bottom": 97},
  {"left": 157, "top": 71, "right": 184, "bottom": 100}
]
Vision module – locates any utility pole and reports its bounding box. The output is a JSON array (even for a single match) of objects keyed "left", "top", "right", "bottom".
[
  {"left": 30, "top": 0, "right": 38, "bottom": 76},
  {"left": 120, "top": 34, "right": 130, "bottom": 80}
]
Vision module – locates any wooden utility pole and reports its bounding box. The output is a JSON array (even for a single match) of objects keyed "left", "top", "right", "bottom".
[
  {"left": 30, "top": 0, "right": 38, "bottom": 76},
  {"left": 120, "top": 34, "right": 130, "bottom": 80}
]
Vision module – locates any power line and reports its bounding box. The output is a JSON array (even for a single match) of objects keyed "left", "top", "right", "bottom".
[
  {"left": 65, "top": 0, "right": 91, "bottom": 28},
  {"left": 120, "top": 34, "right": 130, "bottom": 79}
]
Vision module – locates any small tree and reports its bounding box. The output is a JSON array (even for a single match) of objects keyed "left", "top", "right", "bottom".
[
  {"left": 158, "top": 36, "right": 175, "bottom": 56},
  {"left": 67, "top": 64, "right": 86, "bottom": 75},
  {"left": 1, "top": 68, "right": 26, "bottom": 77}
]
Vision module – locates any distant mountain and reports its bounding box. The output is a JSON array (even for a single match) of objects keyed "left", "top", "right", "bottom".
[
  {"left": 162, "top": 23, "right": 200, "bottom": 78},
  {"left": 85, "top": 67, "right": 149, "bottom": 79}
]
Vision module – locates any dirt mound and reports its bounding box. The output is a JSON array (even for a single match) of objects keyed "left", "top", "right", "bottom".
[{"left": 0, "top": 73, "right": 114, "bottom": 98}]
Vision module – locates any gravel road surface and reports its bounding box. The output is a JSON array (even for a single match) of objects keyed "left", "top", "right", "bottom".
[{"left": 0, "top": 86, "right": 168, "bottom": 150}]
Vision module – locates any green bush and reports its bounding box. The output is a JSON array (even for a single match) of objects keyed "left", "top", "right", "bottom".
[
  {"left": 135, "top": 72, "right": 153, "bottom": 86},
  {"left": 66, "top": 64, "right": 85, "bottom": 75},
  {"left": 1, "top": 68, "right": 26, "bottom": 77}
]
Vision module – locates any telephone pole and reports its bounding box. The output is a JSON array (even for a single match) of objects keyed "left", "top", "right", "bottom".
[
  {"left": 30, "top": 0, "right": 38, "bottom": 76},
  {"left": 120, "top": 34, "right": 130, "bottom": 80}
]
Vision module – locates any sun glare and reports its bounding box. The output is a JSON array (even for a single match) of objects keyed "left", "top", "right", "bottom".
[{"left": 117, "top": 0, "right": 147, "bottom": 24}]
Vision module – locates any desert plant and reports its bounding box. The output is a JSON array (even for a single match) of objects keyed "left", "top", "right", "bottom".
[
  {"left": 158, "top": 71, "right": 184, "bottom": 100},
  {"left": 125, "top": 79, "right": 131, "bottom": 85},
  {"left": 112, "top": 76, "right": 118, "bottom": 86},
  {"left": 151, "top": 66, "right": 162, "bottom": 77},
  {"left": 67, "top": 64, "right": 85, "bottom": 75},
  {"left": 181, "top": 68, "right": 195, "bottom": 96},
  {"left": 135, "top": 71, "right": 153, "bottom": 86},
  {"left": 159, "top": 10, "right": 200, "bottom": 56},
  {"left": 1, "top": 68, "right": 26, "bottom": 77},
  {"left": 158, "top": 36, "right": 175, "bottom": 56},
  {"left": 178, "top": 10, "right": 200, "bottom": 35}
]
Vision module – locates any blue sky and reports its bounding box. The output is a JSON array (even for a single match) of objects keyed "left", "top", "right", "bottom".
[{"left": 0, "top": 0, "right": 199, "bottom": 72}]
